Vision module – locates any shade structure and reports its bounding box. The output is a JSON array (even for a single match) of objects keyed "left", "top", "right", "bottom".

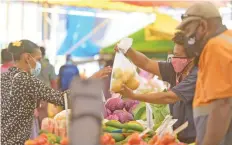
[
  {"left": 112, "top": 0, "right": 227, "bottom": 8},
  {"left": 24, "top": 0, "right": 228, "bottom": 13},
  {"left": 101, "top": 12, "right": 179, "bottom": 54}
]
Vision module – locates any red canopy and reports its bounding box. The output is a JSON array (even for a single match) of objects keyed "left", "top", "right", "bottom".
[{"left": 112, "top": 0, "right": 228, "bottom": 8}]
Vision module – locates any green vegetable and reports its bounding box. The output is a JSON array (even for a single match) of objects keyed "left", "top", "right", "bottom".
[
  {"left": 39, "top": 130, "right": 49, "bottom": 135},
  {"left": 103, "top": 126, "right": 119, "bottom": 132},
  {"left": 110, "top": 133, "right": 125, "bottom": 142},
  {"left": 105, "top": 120, "right": 124, "bottom": 129}
]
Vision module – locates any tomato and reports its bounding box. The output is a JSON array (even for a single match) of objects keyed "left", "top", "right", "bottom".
[
  {"left": 60, "top": 137, "right": 69, "bottom": 145},
  {"left": 37, "top": 136, "right": 47, "bottom": 144},
  {"left": 128, "top": 133, "right": 141, "bottom": 145},
  {"left": 40, "top": 133, "right": 48, "bottom": 139},
  {"left": 24, "top": 140, "right": 37, "bottom": 145},
  {"left": 148, "top": 135, "right": 158, "bottom": 145},
  {"left": 100, "top": 133, "right": 115, "bottom": 145}
]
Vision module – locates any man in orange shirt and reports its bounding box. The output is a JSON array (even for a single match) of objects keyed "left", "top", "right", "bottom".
[{"left": 177, "top": 2, "right": 232, "bottom": 145}]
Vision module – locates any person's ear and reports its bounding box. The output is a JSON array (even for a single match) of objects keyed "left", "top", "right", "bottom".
[
  {"left": 199, "top": 20, "right": 208, "bottom": 34},
  {"left": 21, "top": 53, "right": 30, "bottom": 63}
]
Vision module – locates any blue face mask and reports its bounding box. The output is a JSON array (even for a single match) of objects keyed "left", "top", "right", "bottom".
[{"left": 28, "top": 56, "right": 41, "bottom": 76}]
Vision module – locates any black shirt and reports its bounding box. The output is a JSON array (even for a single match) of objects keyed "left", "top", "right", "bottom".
[
  {"left": 1, "top": 67, "right": 68, "bottom": 145},
  {"left": 158, "top": 62, "right": 197, "bottom": 143}
]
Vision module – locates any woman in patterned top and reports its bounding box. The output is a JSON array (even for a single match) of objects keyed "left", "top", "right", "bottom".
[{"left": 1, "top": 40, "right": 111, "bottom": 145}]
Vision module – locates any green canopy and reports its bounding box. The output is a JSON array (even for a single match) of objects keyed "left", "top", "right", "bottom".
[{"left": 100, "top": 28, "right": 174, "bottom": 54}]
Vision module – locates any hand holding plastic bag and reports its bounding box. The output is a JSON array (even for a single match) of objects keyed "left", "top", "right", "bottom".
[{"left": 110, "top": 52, "right": 141, "bottom": 93}]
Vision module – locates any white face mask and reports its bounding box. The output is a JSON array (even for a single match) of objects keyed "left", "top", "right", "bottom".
[{"left": 27, "top": 55, "right": 41, "bottom": 76}]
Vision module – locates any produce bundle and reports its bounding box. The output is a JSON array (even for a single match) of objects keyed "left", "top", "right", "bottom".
[
  {"left": 111, "top": 68, "right": 140, "bottom": 93},
  {"left": 41, "top": 110, "right": 71, "bottom": 138},
  {"left": 132, "top": 102, "right": 170, "bottom": 130},
  {"left": 24, "top": 130, "right": 68, "bottom": 145},
  {"left": 104, "top": 97, "right": 139, "bottom": 123},
  {"left": 110, "top": 52, "right": 141, "bottom": 93}
]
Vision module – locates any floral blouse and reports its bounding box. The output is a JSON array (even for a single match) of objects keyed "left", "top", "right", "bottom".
[{"left": 1, "top": 67, "right": 68, "bottom": 145}]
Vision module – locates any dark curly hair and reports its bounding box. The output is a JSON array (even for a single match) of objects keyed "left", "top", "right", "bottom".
[{"left": 172, "top": 31, "right": 185, "bottom": 45}]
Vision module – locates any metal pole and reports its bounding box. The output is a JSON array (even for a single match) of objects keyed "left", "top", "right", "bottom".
[
  {"left": 6, "top": 0, "right": 10, "bottom": 43},
  {"left": 21, "top": 0, "right": 25, "bottom": 38}
]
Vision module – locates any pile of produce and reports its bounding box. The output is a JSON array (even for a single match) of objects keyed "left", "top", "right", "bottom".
[
  {"left": 111, "top": 68, "right": 140, "bottom": 93},
  {"left": 41, "top": 110, "right": 71, "bottom": 138},
  {"left": 102, "top": 120, "right": 155, "bottom": 144},
  {"left": 132, "top": 102, "right": 169, "bottom": 130},
  {"left": 104, "top": 97, "right": 139, "bottom": 123},
  {"left": 101, "top": 132, "right": 188, "bottom": 145},
  {"left": 24, "top": 130, "right": 68, "bottom": 145}
]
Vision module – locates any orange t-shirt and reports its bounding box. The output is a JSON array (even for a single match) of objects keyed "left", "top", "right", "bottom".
[{"left": 193, "top": 30, "right": 232, "bottom": 107}]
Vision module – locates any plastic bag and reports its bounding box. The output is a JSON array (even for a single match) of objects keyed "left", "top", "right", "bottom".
[
  {"left": 110, "top": 52, "right": 141, "bottom": 93},
  {"left": 41, "top": 117, "right": 55, "bottom": 133}
]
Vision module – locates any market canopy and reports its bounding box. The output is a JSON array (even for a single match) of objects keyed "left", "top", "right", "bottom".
[
  {"left": 101, "top": 13, "right": 178, "bottom": 54},
  {"left": 24, "top": 0, "right": 227, "bottom": 13}
]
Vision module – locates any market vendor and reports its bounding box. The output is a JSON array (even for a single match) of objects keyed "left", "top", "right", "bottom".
[
  {"left": 1, "top": 39, "right": 112, "bottom": 145},
  {"left": 177, "top": 2, "right": 232, "bottom": 145},
  {"left": 116, "top": 32, "right": 197, "bottom": 143}
]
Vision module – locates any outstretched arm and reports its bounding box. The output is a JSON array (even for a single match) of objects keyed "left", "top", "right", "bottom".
[
  {"left": 120, "top": 85, "right": 179, "bottom": 104},
  {"left": 126, "top": 49, "right": 161, "bottom": 78}
]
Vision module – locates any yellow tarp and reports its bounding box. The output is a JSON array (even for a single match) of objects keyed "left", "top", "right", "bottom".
[
  {"left": 26, "top": 0, "right": 154, "bottom": 13},
  {"left": 145, "top": 12, "right": 179, "bottom": 41}
]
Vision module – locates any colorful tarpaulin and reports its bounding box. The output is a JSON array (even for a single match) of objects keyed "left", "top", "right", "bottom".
[
  {"left": 25, "top": 0, "right": 228, "bottom": 13},
  {"left": 101, "top": 12, "right": 178, "bottom": 54},
  {"left": 57, "top": 7, "right": 108, "bottom": 57}
]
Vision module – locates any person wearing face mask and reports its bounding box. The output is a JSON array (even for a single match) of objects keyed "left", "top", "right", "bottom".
[
  {"left": 177, "top": 2, "right": 232, "bottom": 145},
  {"left": 0, "top": 40, "right": 112, "bottom": 145},
  {"left": 115, "top": 32, "right": 197, "bottom": 143}
]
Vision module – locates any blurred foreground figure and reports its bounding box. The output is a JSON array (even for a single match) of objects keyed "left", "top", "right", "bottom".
[{"left": 177, "top": 2, "right": 232, "bottom": 145}]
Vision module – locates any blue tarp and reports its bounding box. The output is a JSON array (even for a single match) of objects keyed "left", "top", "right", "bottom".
[{"left": 57, "top": 7, "right": 106, "bottom": 57}]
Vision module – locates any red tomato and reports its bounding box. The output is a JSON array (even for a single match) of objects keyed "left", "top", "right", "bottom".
[
  {"left": 128, "top": 133, "right": 141, "bottom": 145},
  {"left": 60, "top": 137, "right": 69, "bottom": 145},
  {"left": 37, "top": 136, "right": 47, "bottom": 144},
  {"left": 40, "top": 134, "right": 48, "bottom": 139}
]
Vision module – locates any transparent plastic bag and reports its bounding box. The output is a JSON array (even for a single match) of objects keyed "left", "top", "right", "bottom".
[{"left": 110, "top": 52, "right": 141, "bottom": 93}]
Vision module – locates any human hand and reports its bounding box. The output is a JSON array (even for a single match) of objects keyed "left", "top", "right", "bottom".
[
  {"left": 34, "top": 109, "right": 39, "bottom": 117},
  {"left": 115, "top": 37, "right": 133, "bottom": 54},
  {"left": 90, "top": 66, "right": 112, "bottom": 79},
  {"left": 120, "top": 84, "right": 135, "bottom": 99}
]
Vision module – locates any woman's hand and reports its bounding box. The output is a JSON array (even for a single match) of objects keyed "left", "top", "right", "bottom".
[
  {"left": 90, "top": 66, "right": 112, "bottom": 79},
  {"left": 120, "top": 84, "right": 135, "bottom": 99}
]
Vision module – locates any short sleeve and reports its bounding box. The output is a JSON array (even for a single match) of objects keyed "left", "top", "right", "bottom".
[
  {"left": 171, "top": 67, "right": 198, "bottom": 103},
  {"left": 158, "top": 61, "right": 176, "bottom": 84}
]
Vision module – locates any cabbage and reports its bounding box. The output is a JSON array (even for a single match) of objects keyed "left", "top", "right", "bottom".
[
  {"left": 105, "top": 97, "right": 125, "bottom": 112},
  {"left": 106, "top": 114, "right": 119, "bottom": 121},
  {"left": 124, "top": 100, "right": 139, "bottom": 112},
  {"left": 104, "top": 107, "right": 112, "bottom": 118},
  {"left": 113, "top": 110, "right": 133, "bottom": 123}
]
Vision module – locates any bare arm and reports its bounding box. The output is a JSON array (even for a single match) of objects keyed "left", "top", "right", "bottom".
[
  {"left": 202, "top": 99, "right": 232, "bottom": 145},
  {"left": 133, "top": 91, "right": 180, "bottom": 104},
  {"left": 125, "top": 48, "right": 161, "bottom": 78},
  {"left": 120, "top": 84, "right": 180, "bottom": 104}
]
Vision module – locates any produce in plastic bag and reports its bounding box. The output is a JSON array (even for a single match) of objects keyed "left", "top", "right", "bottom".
[
  {"left": 41, "top": 118, "right": 55, "bottom": 133},
  {"left": 54, "top": 119, "right": 67, "bottom": 137},
  {"left": 54, "top": 109, "right": 71, "bottom": 120},
  {"left": 110, "top": 52, "right": 141, "bottom": 93}
]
